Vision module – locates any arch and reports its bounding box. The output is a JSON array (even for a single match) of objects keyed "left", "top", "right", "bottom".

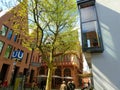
[
  {"left": 64, "top": 68, "right": 71, "bottom": 76},
  {"left": 55, "top": 68, "right": 61, "bottom": 76},
  {"left": 39, "top": 66, "right": 45, "bottom": 75}
]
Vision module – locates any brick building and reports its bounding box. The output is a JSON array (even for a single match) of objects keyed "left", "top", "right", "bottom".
[
  {"left": 39, "top": 52, "right": 83, "bottom": 89},
  {"left": 0, "top": 3, "right": 40, "bottom": 85}
]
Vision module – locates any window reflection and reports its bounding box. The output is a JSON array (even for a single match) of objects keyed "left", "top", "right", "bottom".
[
  {"left": 0, "top": 25, "right": 8, "bottom": 36},
  {"left": 81, "top": 6, "right": 96, "bottom": 22},
  {"left": 0, "top": 41, "right": 4, "bottom": 54},
  {"left": 82, "top": 21, "right": 100, "bottom": 48},
  {"left": 78, "top": 2, "right": 104, "bottom": 52},
  {"left": 7, "top": 30, "right": 13, "bottom": 39},
  {"left": 4, "top": 45, "right": 12, "bottom": 58}
]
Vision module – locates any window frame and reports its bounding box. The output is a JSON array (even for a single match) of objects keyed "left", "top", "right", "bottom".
[
  {"left": 7, "top": 29, "right": 13, "bottom": 40},
  {"left": 0, "top": 25, "right": 8, "bottom": 36},
  {"left": 4, "top": 45, "right": 13, "bottom": 58},
  {"left": 77, "top": 0, "right": 104, "bottom": 53},
  {"left": 0, "top": 41, "right": 4, "bottom": 54}
]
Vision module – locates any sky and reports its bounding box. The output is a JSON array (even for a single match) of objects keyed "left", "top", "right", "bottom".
[{"left": 0, "top": 0, "right": 18, "bottom": 10}]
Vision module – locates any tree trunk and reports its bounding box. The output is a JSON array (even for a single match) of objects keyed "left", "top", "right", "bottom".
[
  {"left": 45, "top": 51, "right": 53, "bottom": 90},
  {"left": 45, "top": 67, "right": 53, "bottom": 90}
]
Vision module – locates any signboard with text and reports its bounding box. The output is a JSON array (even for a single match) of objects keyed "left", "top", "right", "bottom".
[{"left": 12, "top": 50, "right": 24, "bottom": 60}]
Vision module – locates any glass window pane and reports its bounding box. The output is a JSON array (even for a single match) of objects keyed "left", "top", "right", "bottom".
[
  {"left": 0, "top": 41, "right": 4, "bottom": 53},
  {"left": 0, "top": 25, "right": 8, "bottom": 36},
  {"left": 7, "top": 30, "right": 13, "bottom": 39},
  {"left": 82, "top": 21, "right": 98, "bottom": 32},
  {"left": 4, "top": 45, "right": 12, "bottom": 58},
  {"left": 14, "top": 34, "right": 17, "bottom": 42},
  {"left": 82, "top": 21, "right": 100, "bottom": 48},
  {"left": 81, "top": 6, "right": 96, "bottom": 22}
]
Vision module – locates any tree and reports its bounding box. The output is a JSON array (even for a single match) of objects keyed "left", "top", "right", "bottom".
[
  {"left": 5, "top": 0, "right": 80, "bottom": 89},
  {"left": 26, "top": 0, "right": 79, "bottom": 90},
  {"left": 28, "top": 0, "right": 79, "bottom": 89}
]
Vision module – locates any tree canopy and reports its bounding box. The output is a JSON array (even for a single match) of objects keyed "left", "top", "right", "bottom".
[
  {"left": 27, "top": 0, "right": 79, "bottom": 54},
  {"left": 6, "top": 0, "right": 81, "bottom": 89}
]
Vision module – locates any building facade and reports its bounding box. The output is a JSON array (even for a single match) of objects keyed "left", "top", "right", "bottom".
[
  {"left": 39, "top": 53, "right": 83, "bottom": 89},
  {"left": 0, "top": 3, "right": 40, "bottom": 86},
  {"left": 77, "top": 0, "right": 120, "bottom": 89}
]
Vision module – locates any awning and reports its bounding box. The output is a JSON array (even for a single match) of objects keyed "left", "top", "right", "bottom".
[
  {"left": 36, "top": 75, "right": 61, "bottom": 78},
  {"left": 36, "top": 75, "right": 47, "bottom": 78},
  {"left": 36, "top": 75, "right": 73, "bottom": 79},
  {"left": 78, "top": 73, "right": 93, "bottom": 78},
  {"left": 52, "top": 75, "right": 61, "bottom": 78},
  {"left": 62, "top": 76, "right": 73, "bottom": 79}
]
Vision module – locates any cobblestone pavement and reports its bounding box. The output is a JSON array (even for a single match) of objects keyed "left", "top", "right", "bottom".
[{"left": 0, "top": 87, "right": 81, "bottom": 90}]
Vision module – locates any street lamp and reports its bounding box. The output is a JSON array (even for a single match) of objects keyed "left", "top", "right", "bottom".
[{"left": 26, "top": 43, "right": 36, "bottom": 82}]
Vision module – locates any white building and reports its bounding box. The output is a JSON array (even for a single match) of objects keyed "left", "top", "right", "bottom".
[{"left": 77, "top": 0, "right": 120, "bottom": 90}]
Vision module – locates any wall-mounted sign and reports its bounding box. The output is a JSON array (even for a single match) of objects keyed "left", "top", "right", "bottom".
[
  {"left": 12, "top": 50, "right": 24, "bottom": 60},
  {"left": 31, "top": 62, "right": 41, "bottom": 67}
]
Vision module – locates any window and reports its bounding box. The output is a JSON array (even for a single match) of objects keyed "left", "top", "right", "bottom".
[
  {"left": 14, "top": 34, "right": 17, "bottom": 42},
  {"left": 64, "top": 68, "right": 71, "bottom": 76},
  {"left": 4, "top": 45, "right": 12, "bottom": 58},
  {"left": 7, "top": 29, "right": 13, "bottom": 39},
  {"left": 0, "top": 25, "right": 8, "bottom": 36},
  {"left": 0, "top": 41, "right": 4, "bottom": 54},
  {"left": 77, "top": 0, "right": 104, "bottom": 53}
]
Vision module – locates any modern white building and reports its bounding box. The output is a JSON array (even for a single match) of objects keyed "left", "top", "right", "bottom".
[{"left": 77, "top": 0, "right": 120, "bottom": 90}]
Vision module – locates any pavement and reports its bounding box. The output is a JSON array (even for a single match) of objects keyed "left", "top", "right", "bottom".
[{"left": 0, "top": 87, "right": 82, "bottom": 90}]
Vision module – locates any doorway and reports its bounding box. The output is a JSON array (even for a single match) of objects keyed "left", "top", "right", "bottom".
[
  {"left": 0, "top": 64, "right": 9, "bottom": 82},
  {"left": 11, "top": 66, "right": 19, "bottom": 85}
]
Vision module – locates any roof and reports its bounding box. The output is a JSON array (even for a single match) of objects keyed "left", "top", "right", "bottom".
[{"left": 0, "top": 8, "right": 12, "bottom": 18}]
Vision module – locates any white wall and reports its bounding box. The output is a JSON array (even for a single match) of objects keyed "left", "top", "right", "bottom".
[{"left": 92, "top": 0, "right": 120, "bottom": 90}]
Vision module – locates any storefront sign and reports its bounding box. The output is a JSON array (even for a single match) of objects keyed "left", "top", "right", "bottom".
[{"left": 12, "top": 50, "right": 24, "bottom": 60}]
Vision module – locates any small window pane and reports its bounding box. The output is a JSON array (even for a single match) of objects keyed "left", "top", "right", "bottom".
[
  {"left": 4, "top": 45, "right": 12, "bottom": 58},
  {"left": 82, "top": 21, "right": 100, "bottom": 48},
  {"left": 0, "top": 25, "right": 8, "bottom": 36},
  {"left": 82, "top": 21, "right": 98, "bottom": 32},
  {"left": 0, "top": 41, "right": 4, "bottom": 54},
  {"left": 7, "top": 30, "right": 13, "bottom": 39},
  {"left": 81, "top": 6, "right": 96, "bottom": 22},
  {"left": 14, "top": 34, "right": 17, "bottom": 42}
]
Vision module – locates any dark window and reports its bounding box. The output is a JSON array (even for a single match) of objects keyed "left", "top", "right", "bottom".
[
  {"left": 77, "top": 0, "right": 104, "bottom": 53},
  {"left": 0, "top": 25, "right": 8, "bottom": 36},
  {"left": 64, "top": 68, "right": 71, "bottom": 76},
  {"left": 7, "top": 29, "right": 13, "bottom": 39},
  {"left": 14, "top": 34, "right": 17, "bottom": 42},
  {"left": 39, "top": 67, "right": 45, "bottom": 75}
]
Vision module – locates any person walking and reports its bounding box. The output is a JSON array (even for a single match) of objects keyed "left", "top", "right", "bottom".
[
  {"left": 69, "top": 81, "right": 75, "bottom": 90},
  {"left": 31, "top": 80, "right": 35, "bottom": 90},
  {"left": 60, "top": 81, "right": 67, "bottom": 90},
  {"left": 67, "top": 81, "right": 71, "bottom": 90},
  {"left": 2, "top": 79, "right": 8, "bottom": 87}
]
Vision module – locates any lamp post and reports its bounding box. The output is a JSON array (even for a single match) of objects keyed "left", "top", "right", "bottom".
[{"left": 26, "top": 43, "right": 36, "bottom": 82}]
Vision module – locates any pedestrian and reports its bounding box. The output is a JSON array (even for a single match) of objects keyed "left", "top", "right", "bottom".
[
  {"left": 60, "top": 81, "right": 67, "bottom": 90},
  {"left": 2, "top": 79, "right": 8, "bottom": 87},
  {"left": 67, "top": 81, "right": 71, "bottom": 90},
  {"left": 40, "top": 80, "right": 46, "bottom": 90},
  {"left": 69, "top": 81, "right": 75, "bottom": 90},
  {"left": 32, "top": 81, "right": 38, "bottom": 90},
  {"left": 0, "top": 80, "right": 2, "bottom": 87},
  {"left": 31, "top": 80, "right": 35, "bottom": 90}
]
